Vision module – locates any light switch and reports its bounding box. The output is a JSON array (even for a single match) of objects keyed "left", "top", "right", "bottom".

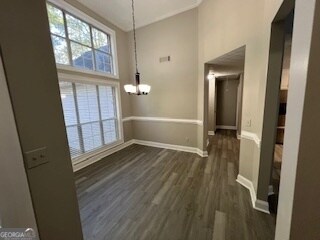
[{"left": 25, "top": 147, "right": 48, "bottom": 169}]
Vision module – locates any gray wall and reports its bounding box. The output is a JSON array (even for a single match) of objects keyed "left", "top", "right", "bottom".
[
  {"left": 208, "top": 75, "right": 216, "bottom": 133},
  {"left": 127, "top": 9, "right": 199, "bottom": 147},
  {"left": 276, "top": 0, "right": 320, "bottom": 238},
  {"left": 198, "top": 0, "right": 284, "bottom": 192},
  {"left": 216, "top": 79, "right": 239, "bottom": 127},
  {"left": 0, "top": 54, "right": 37, "bottom": 232},
  {"left": 0, "top": 0, "right": 83, "bottom": 239}
]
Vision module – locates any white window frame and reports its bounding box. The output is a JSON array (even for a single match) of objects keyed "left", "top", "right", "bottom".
[
  {"left": 58, "top": 72, "right": 124, "bottom": 166},
  {"left": 48, "top": 0, "right": 119, "bottom": 79}
]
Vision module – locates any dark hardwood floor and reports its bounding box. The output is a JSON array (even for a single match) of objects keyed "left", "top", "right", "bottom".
[{"left": 75, "top": 130, "right": 276, "bottom": 240}]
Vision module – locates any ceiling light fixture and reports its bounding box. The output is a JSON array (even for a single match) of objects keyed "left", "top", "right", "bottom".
[{"left": 124, "top": 0, "right": 151, "bottom": 95}]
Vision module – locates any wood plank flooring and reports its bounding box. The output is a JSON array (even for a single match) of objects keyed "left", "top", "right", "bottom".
[{"left": 75, "top": 130, "right": 276, "bottom": 240}]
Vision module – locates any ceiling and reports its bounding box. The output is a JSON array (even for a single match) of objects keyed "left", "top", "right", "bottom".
[
  {"left": 208, "top": 46, "right": 246, "bottom": 68},
  {"left": 77, "top": 0, "right": 202, "bottom": 31},
  {"left": 207, "top": 46, "right": 246, "bottom": 77}
]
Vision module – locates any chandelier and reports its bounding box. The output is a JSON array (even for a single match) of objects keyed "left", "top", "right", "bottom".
[{"left": 124, "top": 0, "right": 151, "bottom": 95}]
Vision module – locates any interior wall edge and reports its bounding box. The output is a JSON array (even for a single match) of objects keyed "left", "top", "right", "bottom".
[{"left": 236, "top": 174, "right": 270, "bottom": 214}]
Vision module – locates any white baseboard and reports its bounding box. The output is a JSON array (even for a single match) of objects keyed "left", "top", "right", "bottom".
[
  {"left": 134, "top": 139, "right": 208, "bottom": 157},
  {"left": 74, "top": 139, "right": 208, "bottom": 172},
  {"left": 236, "top": 174, "right": 270, "bottom": 214},
  {"left": 268, "top": 185, "right": 275, "bottom": 196},
  {"left": 216, "top": 125, "right": 237, "bottom": 130},
  {"left": 208, "top": 131, "right": 215, "bottom": 136},
  {"left": 255, "top": 199, "right": 270, "bottom": 213}
]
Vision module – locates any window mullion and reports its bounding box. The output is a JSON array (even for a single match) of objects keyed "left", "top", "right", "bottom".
[
  {"left": 108, "top": 35, "right": 114, "bottom": 74},
  {"left": 63, "top": 11, "right": 73, "bottom": 66},
  {"left": 96, "top": 86, "right": 105, "bottom": 145},
  {"left": 72, "top": 83, "right": 85, "bottom": 153},
  {"left": 90, "top": 26, "right": 97, "bottom": 71},
  {"left": 112, "top": 87, "right": 119, "bottom": 140}
]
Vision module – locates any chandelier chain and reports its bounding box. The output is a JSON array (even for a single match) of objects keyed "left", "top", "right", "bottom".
[{"left": 132, "top": 0, "right": 138, "bottom": 73}]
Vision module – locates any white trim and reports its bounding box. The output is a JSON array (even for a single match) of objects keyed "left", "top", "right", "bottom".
[
  {"left": 236, "top": 175, "right": 270, "bottom": 214},
  {"left": 72, "top": 140, "right": 123, "bottom": 165},
  {"left": 125, "top": 0, "right": 204, "bottom": 31},
  {"left": 268, "top": 185, "right": 275, "bottom": 196},
  {"left": 241, "top": 130, "right": 261, "bottom": 148},
  {"left": 236, "top": 174, "right": 257, "bottom": 207},
  {"left": 58, "top": 72, "right": 120, "bottom": 87},
  {"left": 57, "top": 72, "right": 124, "bottom": 166},
  {"left": 198, "top": 149, "right": 209, "bottom": 157},
  {"left": 56, "top": 64, "right": 119, "bottom": 80},
  {"left": 122, "top": 116, "right": 203, "bottom": 126},
  {"left": 73, "top": 140, "right": 133, "bottom": 172},
  {"left": 208, "top": 131, "right": 215, "bottom": 136},
  {"left": 48, "top": 0, "right": 119, "bottom": 78},
  {"left": 134, "top": 139, "right": 208, "bottom": 157},
  {"left": 237, "top": 134, "right": 241, "bottom": 140},
  {"left": 73, "top": 138, "right": 208, "bottom": 171},
  {"left": 216, "top": 125, "right": 237, "bottom": 130},
  {"left": 255, "top": 200, "right": 270, "bottom": 214}
]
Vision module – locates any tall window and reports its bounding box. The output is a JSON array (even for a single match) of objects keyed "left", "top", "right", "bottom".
[
  {"left": 47, "top": 3, "right": 115, "bottom": 75},
  {"left": 60, "top": 81, "right": 120, "bottom": 159}
]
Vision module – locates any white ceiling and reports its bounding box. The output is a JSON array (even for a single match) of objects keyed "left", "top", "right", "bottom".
[
  {"left": 208, "top": 46, "right": 246, "bottom": 77},
  {"left": 209, "top": 46, "right": 246, "bottom": 68},
  {"left": 77, "top": 0, "right": 202, "bottom": 31}
]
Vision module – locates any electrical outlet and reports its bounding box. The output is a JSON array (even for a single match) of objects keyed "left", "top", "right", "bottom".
[
  {"left": 245, "top": 119, "right": 252, "bottom": 127},
  {"left": 25, "top": 147, "right": 48, "bottom": 169}
]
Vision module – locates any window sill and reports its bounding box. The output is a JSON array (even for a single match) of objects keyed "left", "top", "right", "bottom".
[
  {"left": 56, "top": 64, "right": 119, "bottom": 80},
  {"left": 72, "top": 139, "right": 124, "bottom": 167}
]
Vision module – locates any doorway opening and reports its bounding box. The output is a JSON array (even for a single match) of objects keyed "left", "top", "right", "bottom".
[
  {"left": 270, "top": 14, "right": 294, "bottom": 214},
  {"left": 215, "top": 75, "right": 241, "bottom": 133},
  {"left": 206, "top": 46, "right": 245, "bottom": 147},
  {"left": 257, "top": 1, "right": 295, "bottom": 216}
]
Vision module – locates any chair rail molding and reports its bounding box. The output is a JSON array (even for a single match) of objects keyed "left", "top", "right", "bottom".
[
  {"left": 122, "top": 116, "right": 203, "bottom": 126},
  {"left": 241, "top": 130, "right": 261, "bottom": 148}
]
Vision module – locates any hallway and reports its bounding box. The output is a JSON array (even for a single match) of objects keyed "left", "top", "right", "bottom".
[{"left": 75, "top": 130, "right": 275, "bottom": 240}]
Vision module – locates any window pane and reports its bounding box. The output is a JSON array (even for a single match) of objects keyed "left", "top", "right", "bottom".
[
  {"left": 59, "top": 81, "right": 119, "bottom": 159},
  {"left": 66, "top": 126, "right": 82, "bottom": 158},
  {"left": 81, "top": 122, "right": 102, "bottom": 152},
  {"left": 92, "top": 28, "right": 110, "bottom": 53},
  {"left": 71, "top": 42, "right": 94, "bottom": 70},
  {"left": 66, "top": 14, "right": 91, "bottom": 46},
  {"left": 51, "top": 35, "right": 69, "bottom": 65},
  {"left": 47, "top": 4, "right": 66, "bottom": 37},
  {"left": 95, "top": 51, "right": 112, "bottom": 73},
  {"left": 103, "top": 120, "right": 117, "bottom": 144},
  {"left": 99, "top": 86, "right": 116, "bottom": 119},
  {"left": 59, "top": 82, "right": 77, "bottom": 125},
  {"left": 75, "top": 83, "right": 99, "bottom": 124}
]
